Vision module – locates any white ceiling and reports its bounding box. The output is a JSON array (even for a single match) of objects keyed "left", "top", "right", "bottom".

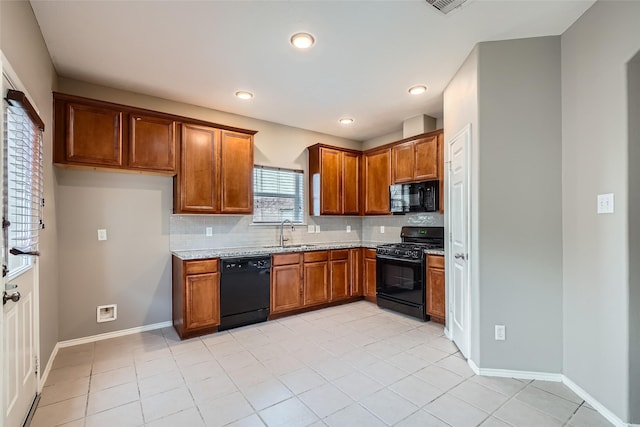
[{"left": 30, "top": 0, "right": 595, "bottom": 141}]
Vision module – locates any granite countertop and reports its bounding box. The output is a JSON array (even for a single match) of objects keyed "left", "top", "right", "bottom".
[
  {"left": 424, "top": 249, "right": 445, "bottom": 256},
  {"left": 172, "top": 241, "right": 384, "bottom": 260}
]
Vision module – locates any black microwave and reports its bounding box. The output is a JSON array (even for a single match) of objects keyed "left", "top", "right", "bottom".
[{"left": 389, "top": 180, "right": 439, "bottom": 214}]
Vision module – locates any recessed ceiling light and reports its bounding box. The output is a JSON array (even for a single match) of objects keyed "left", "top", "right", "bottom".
[
  {"left": 290, "top": 32, "right": 315, "bottom": 49},
  {"left": 339, "top": 118, "right": 354, "bottom": 125},
  {"left": 235, "top": 91, "right": 254, "bottom": 100},
  {"left": 408, "top": 85, "right": 428, "bottom": 95}
]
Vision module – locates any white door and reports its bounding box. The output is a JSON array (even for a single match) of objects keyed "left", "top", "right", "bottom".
[
  {"left": 448, "top": 125, "right": 471, "bottom": 358},
  {"left": 2, "top": 69, "right": 38, "bottom": 427}
]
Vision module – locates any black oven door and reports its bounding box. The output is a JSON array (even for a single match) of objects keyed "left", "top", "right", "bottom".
[{"left": 376, "top": 255, "right": 425, "bottom": 320}]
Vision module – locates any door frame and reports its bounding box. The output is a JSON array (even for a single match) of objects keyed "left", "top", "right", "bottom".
[
  {"left": 1, "top": 51, "right": 43, "bottom": 427},
  {"left": 444, "top": 123, "right": 472, "bottom": 359}
]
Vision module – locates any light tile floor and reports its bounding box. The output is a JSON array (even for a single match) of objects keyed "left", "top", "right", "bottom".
[{"left": 32, "top": 302, "right": 612, "bottom": 427}]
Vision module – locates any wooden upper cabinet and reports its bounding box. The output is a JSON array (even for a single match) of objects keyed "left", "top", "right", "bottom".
[
  {"left": 414, "top": 135, "right": 439, "bottom": 181},
  {"left": 363, "top": 148, "right": 391, "bottom": 215},
  {"left": 437, "top": 132, "right": 444, "bottom": 213},
  {"left": 320, "top": 148, "right": 342, "bottom": 215},
  {"left": 65, "top": 102, "right": 123, "bottom": 167},
  {"left": 392, "top": 141, "right": 414, "bottom": 183},
  {"left": 392, "top": 134, "right": 439, "bottom": 183},
  {"left": 175, "top": 127, "right": 255, "bottom": 214},
  {"left": 220, "top": 131, "right": 254, "bottom": 214},
  {"left": 342, "top": 152, "right": 360, "bottom": 215},
  {"left": 129, "top": 114, "right": 176, "bottom": 172},
  {"left": 177, "top": 124, "right": 219, "bottom": 213},
  {"left": 308, "top": 145, "right": 360, "bottom": 216}
]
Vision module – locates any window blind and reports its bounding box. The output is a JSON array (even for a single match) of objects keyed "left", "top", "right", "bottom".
[
  {"left": 253, "top": 166, "right": 304, "bottom": 223},
  {"left": 4, "top": 90, "right": 44, "bottom": 276}
]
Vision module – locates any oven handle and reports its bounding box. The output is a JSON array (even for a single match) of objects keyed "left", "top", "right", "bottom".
[{"left": 376, "top": 254, "right": 423, "bottom": 264}]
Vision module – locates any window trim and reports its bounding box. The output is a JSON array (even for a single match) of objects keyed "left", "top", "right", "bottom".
[{"left": 252, "top": 165, "right": 305, "bottom": 225}]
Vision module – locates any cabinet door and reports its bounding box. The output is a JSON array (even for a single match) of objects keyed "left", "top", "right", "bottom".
[
  {"left": 426, "top": 266, "right": 446, "bottom": 319},
  {"left": 129, "top": 114, "right": 176, "bottom": 172},
  {"left": 320, "top": 148, "right": 342, "bottom": 215},
  {"left": 220, "top": 131, "right": 254, "bottom": 214},
  {"left": 342, "top": 152, "right": 360, "bottom": 215},
  {"left": 438, "top": 133, "right": 444, "bottom": 213},
  {"left": 414, "top": 135, "right": 439, "bottom": 181},
  {"left": 349, "top": 248, "right": 362, "bottom": 297},
  {"left": 66, "top": 102, "right": 123, "bottom": 166},
  {"left": 184, "top": 272, "right": 220, "bottom": 331},
  {"left": 178, "top": 124, "right": 219, "bottom": 213},
  {"left": 303, "top": 261, "right": 329, "bottom": 306},
  {"left": 330, "top": 250, "right": 350, "bottom": 301},
  {"left": 363, "top": 149, "right": 391, "bottom": 215},
  {"left": 271, "top": 264, "right": 303, "bottom": 314},
  {"left": 363, "top": 250, "right": 377, "bottom": 297},
  {"left": 392, "top": 141, "right": 415, "bottom": 183}
]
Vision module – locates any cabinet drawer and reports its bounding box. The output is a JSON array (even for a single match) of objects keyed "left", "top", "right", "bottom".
[
  {"left": 185, "top": 259, "right": 219, "bottom": 275},
  {"left": 272, "top": 253, "right": 302, "bottom": 266},
  {"left": 427, "top": 255, "right": 445, "bottom": 269},
  {"left": 304, "top": 251, "right": 329, "bottom": 263},
  {"left": 364, "top": 248, "right": 377, "bottom": 259},
  {"left": 330, "top": 249, "right": 349, "bottom": 260}
]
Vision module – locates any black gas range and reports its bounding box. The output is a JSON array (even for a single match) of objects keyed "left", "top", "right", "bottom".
[{"left": 376, "top": 226, "right": 444, "bottom": 320}]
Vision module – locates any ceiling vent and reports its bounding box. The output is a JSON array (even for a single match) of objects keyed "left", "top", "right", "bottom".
[{"left": 426, "top": 0, "right": 469, "bottom": 14}]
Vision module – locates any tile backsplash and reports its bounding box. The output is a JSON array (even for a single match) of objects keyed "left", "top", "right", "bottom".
[{"left": 170, "top": 212, "right": 444, "bottom": 251}]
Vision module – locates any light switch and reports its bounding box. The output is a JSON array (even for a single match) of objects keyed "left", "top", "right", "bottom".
[
  {"left": 380, "top": 226, "right": 385, "bottom": 234},
  {"left": 97, "top": 229, "right": 107, "bottom": 241},
  {"left": 346, "top": 225, "right": 351, "bottom": 233},
  {"left": 597, "top": 193, "right": 614, "bottom": 214},
  {"left": 315, "top": 225, "right": 321, "bottom": 233},
  {"left": 308, "top": 225, "right": 315, "bottom": 233},
  {"left": 206, "top": 227, "right": 213, "bottom": 237}
]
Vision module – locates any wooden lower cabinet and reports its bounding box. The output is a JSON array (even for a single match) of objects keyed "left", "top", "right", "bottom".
[
  {"left": 271, "top": 253, "right": 303, "bottom": 314},
  {"left": 172, "top": 257, "right": 220, "bottom": 338},
  {"left": 330, "top": 249, "right": 349, "bottom": 301},
  {"left": 363, "top": 248, "right": 377, "bottom": 298},
  {"left": 426, "top": 255, "right": 446, "bottom": 324},
  {"left": 303, "top": 251, "right": 329, "bottom": 306},
  {"left": 349, "top": 248, "right": 363, "bottom": 297}
]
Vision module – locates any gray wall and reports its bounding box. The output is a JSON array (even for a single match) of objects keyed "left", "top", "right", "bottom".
[
  {"left": 444, "top": 38, "right": 564, "bottom": 371},
  {"left": 443, "top": 46, "right": 481, "bottom": 363},
  {"left": 1, "top": 0, "right": 60, "bottom": 372},
  {"left": 561, "top": 1, "right": 640, "bottom": 421},
  {"left": 476, "top": 37, "right": 563, "bottom": 373},
  {"left": 628, "top": 53, "right": 640, "bottom": 425}
]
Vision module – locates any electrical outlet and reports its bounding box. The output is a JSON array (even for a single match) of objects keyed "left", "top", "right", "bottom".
[
  {"left": 97, "top": 229, "right": 107, "bottom": 241},
  {"left": 380, "top": 226, "right": 385, "bottom": 234},
  {"left": 346, "top": 225, "right": 351, "bottom": 233},
  {"left": 308, "top": 225, "right": 315, "bottom": 233},
  {"left": 495, "top": 325, "right": 506, "bottom": 341},
  {"left": 315, "top": 225, "right": 321, "bottom": 233},
  {"left": 597, "top": 193, "right": 614, "bottom": 214},
  {"left": 206, "top": 227, "right": 213, "bottom": 237}
]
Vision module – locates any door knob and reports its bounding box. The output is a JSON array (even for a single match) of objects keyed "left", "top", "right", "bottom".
[
  {"left": 454, "top": 253, "right": 466, "bottom": 260},
  {"left": 3, "top": 291, "right": 20, "bottom": 305}
]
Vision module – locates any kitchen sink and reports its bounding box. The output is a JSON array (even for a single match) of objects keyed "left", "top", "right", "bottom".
[{"left": 262, "top": 244, "right": 317, "bottom": 250}]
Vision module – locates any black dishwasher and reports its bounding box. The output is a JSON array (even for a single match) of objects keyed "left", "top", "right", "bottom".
[{"left": 219, "top": 256, "right": 271, "bottom": 331}]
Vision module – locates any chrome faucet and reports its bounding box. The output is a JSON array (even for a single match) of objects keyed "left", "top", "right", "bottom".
[{"left": 280, "top": 219, "right": 295, "bottom": 247}]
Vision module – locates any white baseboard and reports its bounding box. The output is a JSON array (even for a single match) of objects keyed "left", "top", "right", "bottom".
[
  {"left": 39, "top": 343, "right": 59, "bottom": 392},
  {"left": 562, "top": 375, "right": 630, "bottom": 427},
  {"left": 58, "top": 321, "right": 172, "bottom": 348},
  {"left": 466, "top": 361, "right": 632, "bottom": 427}
]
